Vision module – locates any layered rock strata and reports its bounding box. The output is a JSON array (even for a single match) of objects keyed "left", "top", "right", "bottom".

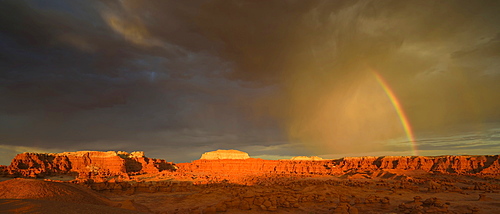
[
  {"left": 5, "top": 150, "right": 499, "bottom": 182},
  {"left": 178, "top": 155, "right": 500, "bottom": 179},
  {"left": 200, "top": 149, "right": 250, "bottom": 160},
  {"left": 7, "top": 151, "right": 175, "bottom": 178}
]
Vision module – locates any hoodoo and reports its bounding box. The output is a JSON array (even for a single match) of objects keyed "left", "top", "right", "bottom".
[{"left": 200, "top": 149, "right": 250, "bottom": 160}]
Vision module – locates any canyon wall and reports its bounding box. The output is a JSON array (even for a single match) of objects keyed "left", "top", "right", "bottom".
[
  {"left": 5, "top": 149, "right": 499, "bottom": 181},
  {"left": 177, "top": 155, "right": 500, "bottom": 178},
  {"left": 6, "top": 151, "right": 175, "bottom": 178}
]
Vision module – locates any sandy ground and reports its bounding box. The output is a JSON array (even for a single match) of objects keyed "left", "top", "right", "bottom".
[
  {"left": 100, "top": 177, "right": 500, "bottom": 214},
  {"left": 0, "top": 174, "right": 498, "bottom": 214},
  {"left": 0, "top": 199, "right": 145, "bottom": 214}
]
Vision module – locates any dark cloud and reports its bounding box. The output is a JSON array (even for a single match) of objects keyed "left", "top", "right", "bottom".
[
  {"left": 0, "top": 0, "right": 499, "bottom": 164},
  {"left": 190, "top": 0, "right": 499, "bottom": 154}
]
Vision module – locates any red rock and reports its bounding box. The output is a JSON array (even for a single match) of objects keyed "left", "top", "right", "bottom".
[
  {"left": 6, "top": 151, "right": 175, "bottom": 179},
  {"left": 175, "top": 155, "right": 500, "bottom": 184},
  {"left": 478, "top": 194, "right": 493, "bottom": 201},
  {"left": 239, "top": 200, "right": 251, "bottom": 210},
  {"left": 0, "top": 165, "right": 7, "bottom": 176},
  {"left": 215, "top": 202, "right": 227, "bottom": 212},
  {"left": 471, "top": 206, "right": 481, "bottom": 214},
  {"left": 202, "top": 206, "right": 217, "bottom": 214},
  {"left": 5, "top": 150, "right": 499, "bottom": 185}
]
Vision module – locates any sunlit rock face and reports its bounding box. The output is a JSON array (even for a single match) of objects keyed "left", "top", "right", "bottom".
[
  {"left": 200, "top": 149, "right": 250, "bottom": 160},
  {"left": 177, "top": 155, "right": 500, "bottom": 183},
  {"left": 6, "top": 151, "right": 175, "bottom": 178},
  {"left": 290, "top": 156, "right": 323, "bottom": 161}
]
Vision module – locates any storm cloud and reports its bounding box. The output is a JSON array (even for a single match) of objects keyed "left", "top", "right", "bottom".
[{"left": 1, "top": 0, "right": 499, "bottom": 164}]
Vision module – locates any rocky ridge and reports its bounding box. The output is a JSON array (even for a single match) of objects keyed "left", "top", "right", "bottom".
[
  {"left": 2, "top": 150, "right": 500, "bottom": 213},
  {"left": 175, "top": 154, "right": 500, "bottom": 184},
  {"left": 4, "top": 150, "right": 499, "bottom": 183},
  {"left": 6, "top": 151, "right": 176, "bottom": 179}
]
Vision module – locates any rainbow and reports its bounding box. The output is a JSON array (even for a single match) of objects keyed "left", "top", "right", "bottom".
[{"left": 372, "top": 70, "right": 418, "bottom": 156}]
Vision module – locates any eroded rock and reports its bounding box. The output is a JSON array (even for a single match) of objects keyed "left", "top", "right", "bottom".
[
  {"left": 200, "top": 149, "right": 250, "bottom": 160},
  {"left": 6, "top": 151, "right": 175, "bottom": 179}
]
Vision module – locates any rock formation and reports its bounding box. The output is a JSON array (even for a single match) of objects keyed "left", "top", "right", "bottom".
[
  {"left": 6, "top": 151, "right": 175, "bottom": 179},
  {"left": 0, "top": 165, "right": 7, "bottom": 176},
  {"left": 176, "top": 155, "right": 500, "bottom": 184},
  {"left": 200, "top": 149, "right": 250, "bottom": 160},
  {"left": 290, "top": 156, "right": 323, "bottom": 161},
  {"left": 5, "top": 150, "right": 499, "bottom": 183},
  {"left": 2, "top": 150, "right": 499, "bottom": 214}
]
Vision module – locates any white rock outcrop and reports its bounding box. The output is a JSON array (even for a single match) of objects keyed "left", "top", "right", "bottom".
[
  {"left": 200, "top": 149, "right": 250, "bottom": 160},
  {"left": 290, "top": 156, "right": 323, "bottom": 161}
]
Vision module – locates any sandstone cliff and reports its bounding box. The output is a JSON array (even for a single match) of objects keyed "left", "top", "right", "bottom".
[
  {"left": 5, "top": 150, "right": 499, "bottom": 183},
  {"left": 7, "top": 151, "right": 175, "bottom": 178},
  {"left": 177, "top": 155, "right": 500, "bottom": 181},
  {"left": 200, "top": 149, "right": 250, "bottom": 160}
]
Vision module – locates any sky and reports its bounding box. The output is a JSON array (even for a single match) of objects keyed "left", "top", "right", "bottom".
[{"left": 1, "top": 0, "right": 499, "bottom": 165}]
